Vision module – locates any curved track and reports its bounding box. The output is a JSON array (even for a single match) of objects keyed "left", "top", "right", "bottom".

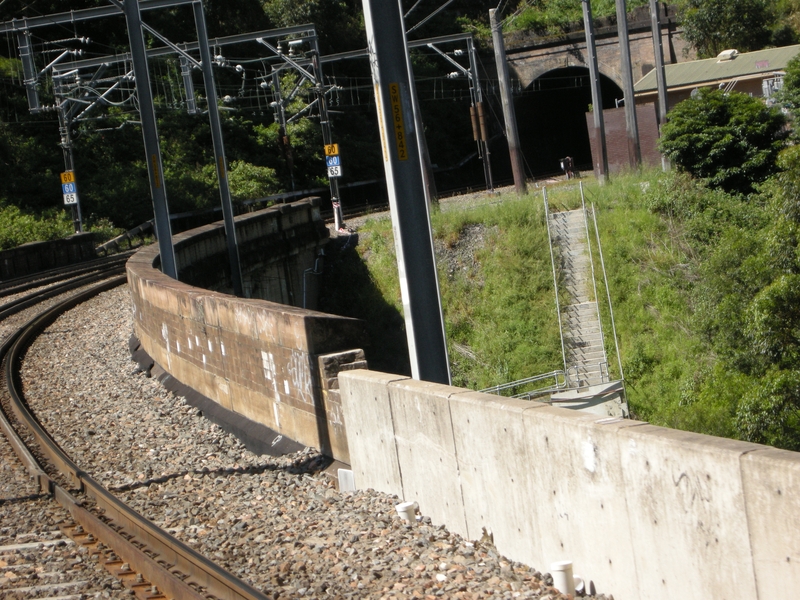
[{"left": 0, "top": 263, "right": 269, "bottom": 600}]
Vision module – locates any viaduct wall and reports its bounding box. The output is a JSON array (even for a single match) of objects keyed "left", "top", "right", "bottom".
[
  {"left": 506, "top": 5, "right": 694, "bottom": 90},
  {"left": 340, "top": 370, "right": 800, "bottom": 600},
  {"left": 126, "top": 199, "right": 367, "bottom": 463},
  {"left": 0, "top": 233, "right": 96, "bottom": 280}
]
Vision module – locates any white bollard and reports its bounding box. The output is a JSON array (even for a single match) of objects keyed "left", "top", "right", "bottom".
[{"left": 550, "top": 560, "right": 576, "bottom": 597}]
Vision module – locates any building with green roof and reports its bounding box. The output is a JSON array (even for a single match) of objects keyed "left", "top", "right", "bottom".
[{"left": 634, "top": 44, "right": 799, "bottom": 108}]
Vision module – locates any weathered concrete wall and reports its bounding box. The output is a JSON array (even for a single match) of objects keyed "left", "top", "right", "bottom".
[
  {"left": 172, "top": 197, "right": 328, "bottom": 309},
  {"left": 340, "top": 370, "right": 800, "bottom": 600},
  {"left": 0, "top": 233, "right": 96, "bottom": 280},
  {"left": 127, "top": 200, "right": 367, "bottom": 462}
]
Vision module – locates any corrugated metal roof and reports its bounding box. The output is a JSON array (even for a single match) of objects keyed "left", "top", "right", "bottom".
[{"left": 634, "top": 45, "right": 800, "bottom": 93}]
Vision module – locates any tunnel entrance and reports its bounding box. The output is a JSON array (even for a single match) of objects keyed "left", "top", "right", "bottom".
[{"left": 514, "top": 67, "right": 623, "bottom": 177}]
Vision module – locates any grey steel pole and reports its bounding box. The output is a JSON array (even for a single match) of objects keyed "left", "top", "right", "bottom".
[
  {"left": 649, "top": 0, "right": 669, "bottom": 125},
  {"left": 582, "top": 0, "right": 609, "bottom": 182},
  {"left": 310, "top": 47, "right": 345, "bottom": 231},
  {"left": 615, "top": 0, "right": 641, "bottom": 168},
  {"left": 649, "top": 0, "right": 671, "bottom": 171},
  {"left": 123, "top": 0, "right": 177, "bottom": 278},
  {"left": 193, "top": 0, "right": 243, "bottom": 297},
  {"left": 490, "top": 8, "right": 526, "bottom": 195},
  {"left": 362, "top": 0, "right": 451, "bottom": 385}
]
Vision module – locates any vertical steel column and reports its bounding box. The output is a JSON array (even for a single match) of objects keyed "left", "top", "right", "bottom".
[
  {"left": 193, "top": 1, "right": 243, "bottom": 297},
  {"left": 615, "top": 0, "right": 641, "bottom": 168},
  {"left": 54, "top": 83, "right": 83, "bottom": 232},
  {"left": 468, "top": 37, "right": 494, "bottom": 192},
  {"left": 490, "top": 8, "right": 526, "bottom": 195},
  {"left": 649, "top": 0, "right": 669, "bottom": 125},
  {"left": 649, "top": 0, "right": 671, "bottom": 171},
  {"left": 271, "top": 69, "right": 296, "bottom": 192},
  {"left": 16, "top": 31, "right": 41, "bottom": 112},
  {"left": 582, "top": 0, "right": 609, "bottom": 182},
  {"left": 362, "top": 0, "right": 451, "bottom": 384},
  {"left": 310, "top": 45, "right": 345, "bottom": 231},
  {"left": 179, "top": 55, "right": 198, "bottom": 115},
  {"left": 123, "top": 0, "right": 177, "bottom": 278}
]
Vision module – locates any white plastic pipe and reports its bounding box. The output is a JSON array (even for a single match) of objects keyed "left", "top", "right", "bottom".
[
  {"left": 550, "top": 561, "right": 576, "bottom": 596},
  {"left": 395, "top": 501, "right": 418, "bottom": 523}
]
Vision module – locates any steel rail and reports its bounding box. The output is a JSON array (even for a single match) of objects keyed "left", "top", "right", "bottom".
[
  {"left": 0, "top": 263, "right": 127, "bottom": 320},
  {"left": 1, "top": 275, "right": 270, "bottom": 600}
]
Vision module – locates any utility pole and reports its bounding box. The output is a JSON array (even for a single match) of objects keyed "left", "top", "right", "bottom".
[
  {"left": 309, "top": 46, "right": 346, "bottom": 231},
  {"left": 649, "top": 0, "right": 671, "bottom": 171},
  {"left": 193, "top": 1, "right": 243, "bottom": 296},
  {"left": 490, "top": 7, "right": 526, "bottom": 195},
  {"left": 53, "top": 74, "right": 84, "bottom": 232},
  {"left": 582, "top": 0, "right": 609, "bottom": 182},
  {"left": 362, "top": 0, "right": 451, "bottom": 385},
  {"left": 615, "top": 0, "right": 641, "bottom": 168},
  {"left": 123, "top": 0, "right": 177, "bottom": 278}
]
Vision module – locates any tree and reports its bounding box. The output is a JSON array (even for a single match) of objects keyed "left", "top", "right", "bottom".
[
  {"left": 677, "top": 0, "right": 773, "bottom": 58},
  {"left": 658, "top": 88, "right": 786, "bottom": 193}
]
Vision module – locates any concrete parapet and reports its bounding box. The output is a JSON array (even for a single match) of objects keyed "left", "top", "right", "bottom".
[
  {"left": 0, "top": 233, "right": 96, "bottom": 280},
  {"left": 339, "top": 370, "right": 800, "bottom": 600},
  {"left": 127, "top": 200, "right": 366, "bottom": 461}
]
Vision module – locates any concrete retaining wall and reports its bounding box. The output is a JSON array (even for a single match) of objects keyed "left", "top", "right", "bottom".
[
  {"left": 339, "top": 370, "right": 800, "bottom": 600},
  {"left": 0, "top": 233, "right": 96, "bottom": 280},
  {"left": 127, "top": 200, "right": 367, "bottom": 462}
]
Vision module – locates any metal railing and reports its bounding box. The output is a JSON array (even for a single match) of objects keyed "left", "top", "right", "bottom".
[
  {"left": 543, "top": 187, "right": 568, "bottom": 374},
  {"left": 480, "top": 369, "right": 568, "bottom": 399}
]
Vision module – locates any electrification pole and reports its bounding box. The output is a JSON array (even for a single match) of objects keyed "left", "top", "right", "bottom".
[
  {"left": 193, "top": 1, "right": 243, "bottom": 296},
  {"left": 615, "top": 0, "right": 641, "bottom": 168},
  {"left": 362, "top": 0, "right": 451, "bottom": 385},
  {"left": 649, "top": 0, "right": 671, "bottom": 171},
  {"left": 490, "top": 7, "right": 526, "bottom": 195},
  {"left": 582, "top": 0, "right": 608, "bottom": 182},
  {"left": 123, "top": 0, "right": 177, "bottom": 278}
]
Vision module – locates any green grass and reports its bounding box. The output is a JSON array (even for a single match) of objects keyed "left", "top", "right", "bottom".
[{"left": 330, "top": 170, "right": 753, "bottom": 441}]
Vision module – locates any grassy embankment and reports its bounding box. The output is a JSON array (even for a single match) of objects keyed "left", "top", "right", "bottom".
[{"left": 321, "top": 169, "right": 732, "bottom": 439}]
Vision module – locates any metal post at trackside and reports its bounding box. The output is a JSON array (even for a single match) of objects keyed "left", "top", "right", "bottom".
[
  {"left": 193, "top": 0, "right": 243, "bottom": 297},
  {"left": 123, "top": 0, "right": 177, "bottom": 279},
  {"left": 615, "top": 0, "right": 641, "bottom": 168},
  {"left": 310, "top": 45, "right": 345, "bottom": 231},
  {"left": 362, "top": 0, "right": 451, "bottom": 385},
  {"left": 582, "top": 0, "right": 609, "bottom": 182},
  {"left": 490, "top": 8, "right": 526, "bottom": 196},
  {"left": 649, "top": 0, "right": 671, "bottom": 171}
]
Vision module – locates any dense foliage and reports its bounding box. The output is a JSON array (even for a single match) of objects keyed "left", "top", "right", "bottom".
[{"left": 658, "top": 88, "right": 787, "bottom": 193}]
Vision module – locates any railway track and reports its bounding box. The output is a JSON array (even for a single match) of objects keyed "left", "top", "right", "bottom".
[{"left": 0, "top": 264, "right": 269, "bottom": 599}]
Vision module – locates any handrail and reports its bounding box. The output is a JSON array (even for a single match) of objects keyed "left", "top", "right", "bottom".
[
  {"left": 480, "top": 369, "right": 567, "bottom": 395},
  {"left": 543, "top": 188, "right": 568, "bottom": 376},
  {"left": 591, "top": 202, "right": 625, "bottom": 381},
  {"left": 580, "top": 182, "right": 608, "bottom": 381}
]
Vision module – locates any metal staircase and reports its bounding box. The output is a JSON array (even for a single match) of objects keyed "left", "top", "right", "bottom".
[
  {"left": 481, "top": 183, "right": 627, "bottom": 417},
  {"left": 549, "top": 208, "right": 608, "bottom": 388}
]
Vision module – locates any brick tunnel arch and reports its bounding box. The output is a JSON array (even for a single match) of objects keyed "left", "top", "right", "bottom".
[{"left": 514, "top": 66, "right": 622, "bottom": 176}]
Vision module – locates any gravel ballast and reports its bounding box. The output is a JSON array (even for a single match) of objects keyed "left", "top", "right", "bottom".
[{"left": 12, "top": 278, "right": 612, "bottom": 598}]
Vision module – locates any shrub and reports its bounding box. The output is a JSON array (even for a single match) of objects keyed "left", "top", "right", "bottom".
[{"left": 658, "top": 88, "right": 786, "bottom": 194}]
